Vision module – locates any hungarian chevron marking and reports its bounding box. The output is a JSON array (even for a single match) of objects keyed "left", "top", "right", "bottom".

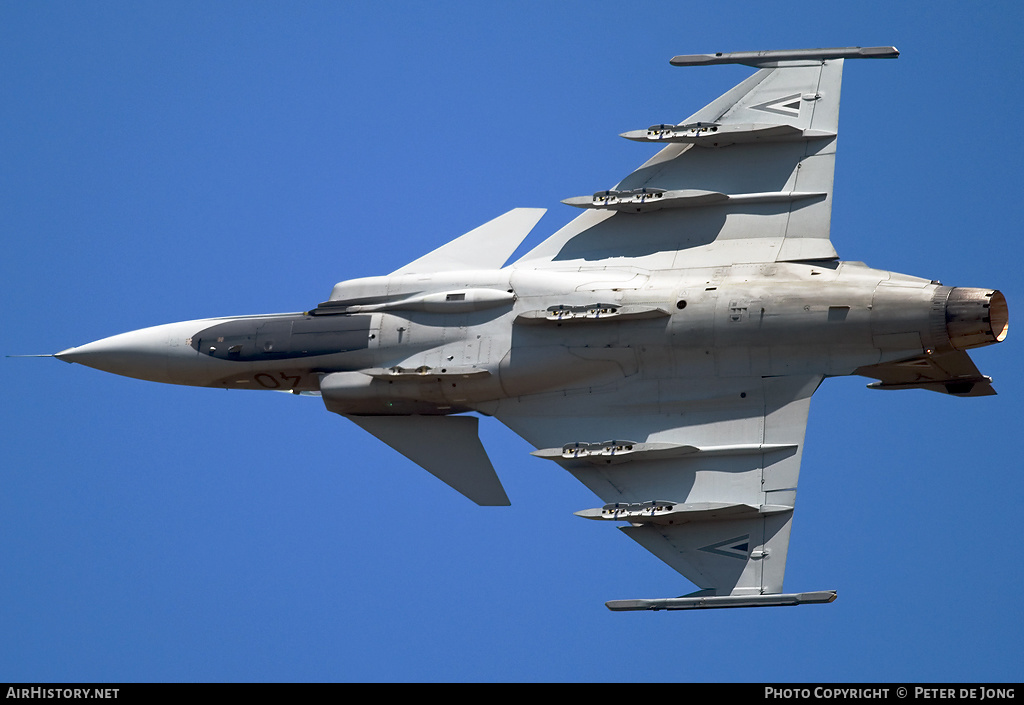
[
  {"left": 751, "top": 93, "right": 802, "bottom": 117},
  {"left": 699, "top": 534, "right": 751, "bottom": 560}
]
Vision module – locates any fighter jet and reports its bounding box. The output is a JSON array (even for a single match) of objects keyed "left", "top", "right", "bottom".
[{"left": 53, "top": 47, "right": 1008, "bottom": 611}]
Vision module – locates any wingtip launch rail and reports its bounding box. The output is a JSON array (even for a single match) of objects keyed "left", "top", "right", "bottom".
[
  {"left": 670, "top": 46, "right": 899, "bottom": 68},
  {"left": 606, "top": 590, "right": 838, "bottom": 612}
]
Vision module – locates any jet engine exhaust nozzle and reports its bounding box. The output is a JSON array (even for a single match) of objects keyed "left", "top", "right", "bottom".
[{"left": 945, "top": 288, "right": 1008, "bottom": 350}]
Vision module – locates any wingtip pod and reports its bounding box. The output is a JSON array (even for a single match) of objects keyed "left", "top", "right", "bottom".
[
  {"left": 606, "top": 590, "right": 837, "bottom": 612},
  {"left": 670, "top": 46, "right": 899, "bottom": 67}
]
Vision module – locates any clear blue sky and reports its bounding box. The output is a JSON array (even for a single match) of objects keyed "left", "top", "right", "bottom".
[{"left": 3, "top": 0, "right": 1021, "bottom": 683}]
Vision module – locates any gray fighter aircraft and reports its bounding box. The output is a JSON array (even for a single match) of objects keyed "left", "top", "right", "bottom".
[{"left": 53, "top": 47, "right": 1008, "bottom": 611}]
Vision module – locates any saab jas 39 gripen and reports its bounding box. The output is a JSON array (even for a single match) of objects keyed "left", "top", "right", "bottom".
[{"left": 52, "top": 47, "right": 1008, "bottom": 611}]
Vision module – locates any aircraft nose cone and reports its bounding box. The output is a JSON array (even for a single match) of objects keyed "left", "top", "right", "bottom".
[
  {"left": 56, "top": 320, "right": 202, "bottom": 384},
  {"left": 56, "top": 329, "right": 173, "bottom": 383}
]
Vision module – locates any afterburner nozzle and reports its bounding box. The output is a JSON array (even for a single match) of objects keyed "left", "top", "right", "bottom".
[{"left": 945, "top": 288, "right": 1008, "bottom": 350}]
